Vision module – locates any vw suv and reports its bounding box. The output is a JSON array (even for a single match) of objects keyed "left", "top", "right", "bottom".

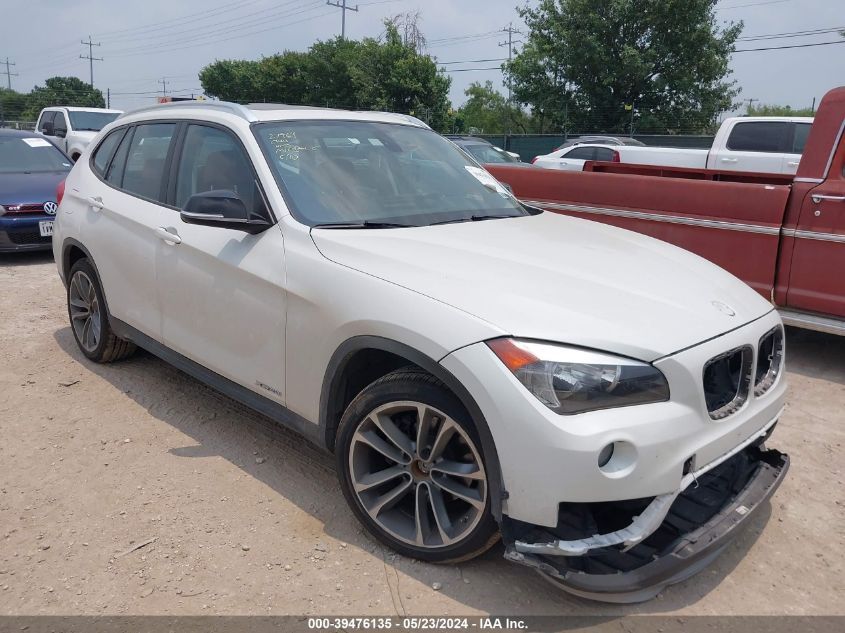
[{"left": 53, "top": 102, "right": 789, "bottom": 602}]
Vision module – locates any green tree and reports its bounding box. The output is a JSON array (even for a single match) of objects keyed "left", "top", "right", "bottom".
[
  {"left": 23, "top": 76, "right": 105, "bottom": 119},
  {"left": 199, "top": 23, "right": 452, "bottom": 131},
  {"left": 457, "top": 81, "right": 531, "bottom": 134},
  {"left": 506, "top": 0, "right": 742, "bottom": 133},
  {"left": 0, "top": 88, "right": 29, "bottom": 122},
  {"left": 747, "top": 103, "right": 815, "bottom": 117}
]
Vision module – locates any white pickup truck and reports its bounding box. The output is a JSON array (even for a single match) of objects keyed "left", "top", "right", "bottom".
[
  {"left": 533, "top": 116, "right": 813, "bottom": 175},
  {"left": 34, "top": 106, "right": 123, "bottom": 161}
]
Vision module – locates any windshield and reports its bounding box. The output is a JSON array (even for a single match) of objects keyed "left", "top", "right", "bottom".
[
  {"left": 67, "top": 111, "right": 120, "bottom": 132},
  {"left": 0, "top": 136, "right": 72, "bottom": 173},
  {"left": 254, "top": 121, "right": 528, "bottom": 227},
  {"left": 464, "top": 143, "right": 519, "bottom": 164}
]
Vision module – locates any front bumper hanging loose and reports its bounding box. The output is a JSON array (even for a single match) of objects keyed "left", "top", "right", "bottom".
[{"left": 503, "top": 445, "right": 789, "bottom": 603}]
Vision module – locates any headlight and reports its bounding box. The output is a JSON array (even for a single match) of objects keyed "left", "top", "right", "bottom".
[{"left": 487, "top": 338, "right": 670, "bottom": 415}]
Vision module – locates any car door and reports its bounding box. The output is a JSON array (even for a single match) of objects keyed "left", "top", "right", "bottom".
[
  {"left": 156, "top": 122, "right": 287, "bottom": 403},
  {"left": 719, "top": 120, "right": 791, "bottom": 173},
  {"left": 79, "top": 122, "right": 176, "bottom": 338},
  {"left": 786, "top": 142, "right": 845, "bottom": 317},
  {"left": 555, "top": 146, "right": 595, "bottom": 171}
]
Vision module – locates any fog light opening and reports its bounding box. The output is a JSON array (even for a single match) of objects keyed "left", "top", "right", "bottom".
[
  {"left": 598, "top": 443, "right": 615, "bottom": 468},
  {"left": 598, "top": 441, "right": 638, "bottom": 477}
]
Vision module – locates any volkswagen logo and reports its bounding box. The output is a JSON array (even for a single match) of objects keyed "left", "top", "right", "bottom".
[
  {"left": 43, "top": 201, "right": 58, "bottom": 215},
  {"left": 711, "top": 300, "right": 736, "bottom": 317}
]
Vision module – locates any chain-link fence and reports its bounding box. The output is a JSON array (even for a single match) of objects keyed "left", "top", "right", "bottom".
[{"left": 0, "top": 120, "right": 37, "bottom": 130}]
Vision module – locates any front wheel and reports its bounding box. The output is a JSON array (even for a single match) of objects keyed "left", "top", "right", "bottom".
[{"left": 336, "top": 369, "right": 499, "bottom": 563}]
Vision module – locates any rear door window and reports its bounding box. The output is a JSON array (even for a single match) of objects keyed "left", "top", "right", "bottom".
[
  {"left": 791, "top": 123, "right": 812, "bottom": 154},
  {"left": 120, "top": 123, "right": 176, "bottom": 202},
  {"left": 565, "top": 147, "right": 596, "bottom": 160},
  {"left": 726, "top": 121, "right": 791, "bottom": 153}
]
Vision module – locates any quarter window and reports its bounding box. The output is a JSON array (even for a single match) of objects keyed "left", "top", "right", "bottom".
[
  {"left": 106, "top": 127, "right": 133, "bottom": 187},
  {"left": 92, "top": 129, "right": 125, "bottom": 177},
  {"left": 593, "top": 148, "right": 616, "bottom": 162},
  {"left": 726, "top": 121, "right": 791, "bottom": 153},
  {"left": 121, "top": 123, "right": 176, "bottom": 202},
  {"left": 174, "top": 124, "right": 264, "bottom": 215}
]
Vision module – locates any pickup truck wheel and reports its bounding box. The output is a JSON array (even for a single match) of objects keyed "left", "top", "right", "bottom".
[
  {"left": 336, "top": 369, "right": 499, "bottom": 563},
  {"left": 67, "top": 258, "right": 136, "bottom": 363}
]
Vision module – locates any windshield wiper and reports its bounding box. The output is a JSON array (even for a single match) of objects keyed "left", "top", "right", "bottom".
[
  {"left": 428, "top": 214, "right": 522, "bottom": 226},
  {"left": 311, "top": 220, "right": 415, "bottom": 229}
]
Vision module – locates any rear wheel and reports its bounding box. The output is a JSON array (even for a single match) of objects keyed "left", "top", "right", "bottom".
[
  {"left": 67, "top": 258, "right": 136, "bottom": 363},
  {"left": 336, "top": 369, "right": 499, "bottom": 563}
]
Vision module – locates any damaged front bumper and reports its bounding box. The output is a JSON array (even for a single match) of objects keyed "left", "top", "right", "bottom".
[{"left": 502, "top": 445, "right": 789, "bottom": 603}]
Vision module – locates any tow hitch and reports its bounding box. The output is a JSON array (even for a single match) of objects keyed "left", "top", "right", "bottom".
[{"left": 502, "top": 445, "right": 789, "bottom": 603}]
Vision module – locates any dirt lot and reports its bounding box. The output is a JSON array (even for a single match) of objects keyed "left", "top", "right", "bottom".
[{"left": 0, "top": 251, "right": 843, "bottom": 616}]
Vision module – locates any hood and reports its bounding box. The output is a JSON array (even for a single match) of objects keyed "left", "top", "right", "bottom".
[
  {"left": 0, "top": 171, "right": 69, "bottom": 206},
  {"left": 311, "top": 212, "right": 773, "bottom": 361}
]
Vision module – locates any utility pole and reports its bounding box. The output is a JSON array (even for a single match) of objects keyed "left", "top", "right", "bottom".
[
  {"left": 2, "top": 57, "right": 18, "bottom": 90},
  {"left": 80, "top": 36, "right": 103, "bottom": 88},
  {"left": 326, "top": 0, "right": 358, "bottom": 39},
  {"left": 158, "top": 78, "right": 169, "bottom": 97},
  {"left": 743, "top": 98, "right": 759, "bottom": 114},
  {"left": 107, "top": 88, "right": 110, "bottom": 108},
  {"left": 498, "top": 23, "right": 522, "bottom": 105}
]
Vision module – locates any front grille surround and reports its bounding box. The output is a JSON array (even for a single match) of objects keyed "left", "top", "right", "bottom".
[
  {"left": 754, "top": 326, "right": 785, "bottom": 397},
  {"left": 703, "top": 345, "right": 754, "bottom": 420}
]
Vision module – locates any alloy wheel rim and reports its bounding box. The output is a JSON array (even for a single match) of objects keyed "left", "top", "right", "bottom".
[
  {"left": 348, "top": 401, "right": 487, "bottom": 549},
  {"left": 69, "top": 271, "right": 102, "bottom": 353}
]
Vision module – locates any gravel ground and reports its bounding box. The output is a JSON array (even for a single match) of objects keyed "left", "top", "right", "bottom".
[{"left": 0, "top": 251, "right": 843, "bottom": 616}]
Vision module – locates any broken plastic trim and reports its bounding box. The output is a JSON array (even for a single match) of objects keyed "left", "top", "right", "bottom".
[{"left": 514, "top": 412, "right": 782, "bottom": 557}]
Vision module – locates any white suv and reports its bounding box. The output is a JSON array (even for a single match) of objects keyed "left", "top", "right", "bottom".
[
  {"left": 35, "top": 106, "right": 123, "bottom": 161},
  {"left": 53, "top": 102, "right": 789, "bottom": 602}
]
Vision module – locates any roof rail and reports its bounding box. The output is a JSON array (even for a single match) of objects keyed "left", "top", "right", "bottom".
[{"left": 120, "top": 101, "right": 258, "bottom": 122}]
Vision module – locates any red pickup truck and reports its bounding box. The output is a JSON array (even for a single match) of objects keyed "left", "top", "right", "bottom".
[{"left": 488, "top": 86, "right": 845, "bottom": 336}]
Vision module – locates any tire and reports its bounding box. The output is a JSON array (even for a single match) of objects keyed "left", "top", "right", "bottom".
[
  {"left": 66, "top": 258, "right": 136, "bottom": 363},
  {"left": 336, "top": 368, "right": 499, "bottom": 563}
]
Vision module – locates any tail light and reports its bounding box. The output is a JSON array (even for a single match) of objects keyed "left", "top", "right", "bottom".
[
  {"left": 531, "top": 157, "right": 538, "bottom": 164},
  {"left": 611, "top": 150, "right": 621, "bottom": 163},
  {"left": 56, "top": 179, "right": 66, "bottom": 206}
]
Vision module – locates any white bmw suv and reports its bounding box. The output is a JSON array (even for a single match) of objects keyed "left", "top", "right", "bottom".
[{"left": 53, "top": 101, "right": 788, "bottom": 602}]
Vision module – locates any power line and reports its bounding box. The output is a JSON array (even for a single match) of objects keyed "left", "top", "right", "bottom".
[
  {"left": 326, "top": 0, "right": 358, "bottom": 39},
  {"left": 443, "top": 67, "right": 504, "bottom": 73},
  {"left": 735, "top": 39, "right": 845, "bottom": 52},
  {"left": 739, "top": 26, "right": 845, "bottom": 41},
  {"left": 438, "top": 58, "right": 508, "bottom": 65},
  {"left": 719, "top": 0, "right": 793, "bottom": 9},
  {"left": 80, "top": 36, "right": 103, "bottom": 88},
  {"left": 2, "top": 57, "right": 18, "bottom": 90}
]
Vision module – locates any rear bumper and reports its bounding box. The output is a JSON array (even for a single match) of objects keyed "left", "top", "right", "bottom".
[
  {"left": 502, "top": 446, "right": 789, "bottom": 603},
  {"left": 0, "top": 215, "right": 54, "bottom": 252}
]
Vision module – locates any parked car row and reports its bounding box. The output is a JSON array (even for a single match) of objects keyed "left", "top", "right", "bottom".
[
  {"left": 532, "top": 117, "right": 813, "bottom": 176},
  {"left": 44, "top": 98, "right": 794, "bottom": 603}
]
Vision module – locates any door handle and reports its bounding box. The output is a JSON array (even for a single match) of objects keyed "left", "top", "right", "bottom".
[
  {"left": 87, "top": 196, "right": 104, "bottom": 211},
  {"left": 787, "top": 161, "right": 800, "bottom": 167},
  {"left": 811, "top": 194, "right": 845, "bottom": 204},
  {"left": 155, "top": 226, "right": 182, "bottom": 244},
  {"left": 720, "top": 157, "right": 738, "bottom": 163}
]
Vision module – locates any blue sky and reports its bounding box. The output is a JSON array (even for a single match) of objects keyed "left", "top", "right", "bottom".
[{"left": 3, "top": 0, "right": 844, "bottom": 114}]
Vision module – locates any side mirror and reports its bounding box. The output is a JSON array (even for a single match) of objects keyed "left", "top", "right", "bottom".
[
  {"left": 42, "top": 121, "right": 54, "bottom": 136},
  {"left": 180, "top": 190, "right": 271, "bottom": 235},
  {"left": 55, "top": 128, "right": 67, "bottom": 138}
]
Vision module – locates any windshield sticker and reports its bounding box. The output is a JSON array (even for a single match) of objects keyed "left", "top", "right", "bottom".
[
  {"left": 22, "top": 138, "right": 52, "bottom": 148},
  {"left": 465, "top": 165, "right": 512, "bottom": 198}
]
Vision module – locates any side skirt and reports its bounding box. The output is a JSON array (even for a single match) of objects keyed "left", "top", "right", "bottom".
[{"left": 109, "top": 317, "right": 326, "bottom": 448}]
